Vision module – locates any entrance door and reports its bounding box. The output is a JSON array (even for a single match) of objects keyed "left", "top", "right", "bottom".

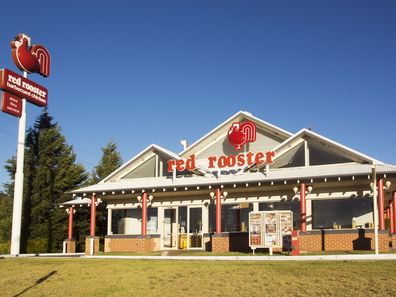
[
  {"left": 188, "top": 207, "right": 203, "bottom": 249},
  {"left": 163, "top": 208, "right": 177, "bottom": 248}
]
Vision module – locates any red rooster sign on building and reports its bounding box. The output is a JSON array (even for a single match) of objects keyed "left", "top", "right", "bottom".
[
  {"left": 11, "top": 33, "right": 51, "bottom": 77},
  {"left": 228, "top": 121, "right": 257, "bottom": 150}
]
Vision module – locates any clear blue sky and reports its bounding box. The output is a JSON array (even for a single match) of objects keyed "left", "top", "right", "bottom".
[{"left": 0, "top": 1, "right": 395, "bottom": 191}]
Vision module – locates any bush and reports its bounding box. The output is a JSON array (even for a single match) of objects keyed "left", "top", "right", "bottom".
[
  {"left": 0, "top": 241, "right": 10, "bottom": 254},
  {"left": 27, "top": 238, "right": 47, "bottom": 253}
]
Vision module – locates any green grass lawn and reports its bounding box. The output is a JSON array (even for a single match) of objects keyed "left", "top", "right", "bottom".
[{"left": 0, "top": 258, "right": 395, "bottom": 297}]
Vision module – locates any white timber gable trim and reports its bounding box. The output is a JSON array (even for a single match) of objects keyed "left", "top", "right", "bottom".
[
  {"left": 272, "top": 128, "right": 382, "bottom": 165},
  {"left": 100, "top": 144, "right": 180, "bottom": 184},
  {"left": 179, "top": 111, "right": 292, "bottom": 158}
]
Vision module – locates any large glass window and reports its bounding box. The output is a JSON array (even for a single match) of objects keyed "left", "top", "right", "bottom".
[
  {"left": 111, "top": 208, "right": 158, "bottom": 235},
  {"left": 209, "top": 203, "right": 252, "bottom": 232},
  {"left": 259, "top": 201, "right": 300, "bottom": 230},
  {"left": 147, "top": 207, "right": 158, "bottom": 234},
  {"left": 312, "top": 198, "right": 373, "bottom": 229}
]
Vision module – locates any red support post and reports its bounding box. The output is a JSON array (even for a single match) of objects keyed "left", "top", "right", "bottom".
[
  {"left": 216, "top": 188, "right": 222, "bottom": 234},
  {"left": 390, "top": 202, "right": 394, "bottom": 234},
  {"left": 141, "top": 192, "right": 147, "bottom": 236},
  {"left": 90, "top": 195, "right": 96, "bottom": 236},
  {"left": 378, "top": 179, "right": 385, "bottom": 231},
  {"left": 393, "top": 192, "right": 396, "bottom": 234},
  {"left": 68, "top": 206, "right": 73, "bottom": 240},
  {"left": 300, "top": 183, "right": 306, "bottom": 232}
]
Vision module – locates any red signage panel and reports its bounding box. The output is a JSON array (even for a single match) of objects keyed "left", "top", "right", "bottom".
[
  {"left": 0, "top": 68, "right": 48, "bottom": 107},
  {"left": 1, "top": 91, "right": 22, "bottom": 117}
]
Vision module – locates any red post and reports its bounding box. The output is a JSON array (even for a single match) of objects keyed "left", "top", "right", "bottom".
[
  {"left": 390, "top": 202, "right": 394, "bottom": 234},
  {"left": 216, "top": 188, "right": 222, "bottom": 234},
  {"left": 141, "top": 192, "right": 147, "bottom": 236},
  {"left": 378, "top": 179, "right": 385, "bottom": 231},
  {"left": 300, "top": 183, "right": 306, "bottom": 232},
  {"left": 68, "top": 206, "right": 73, "bottom": 240},
  {"left": 393, "top": 192, "right": 396, "bottom": 234},
  {"left": 90, "top": 195, "right": 96, "bottom": 236}
]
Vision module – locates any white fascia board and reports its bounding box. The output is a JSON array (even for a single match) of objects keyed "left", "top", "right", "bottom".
[
  {"left": 273, "top": 128, "right": 382, "bottom": 165},
  {"left": 179, "top": 111, "right": 293, "bottom": 157},
  {"left": 99, "top": 144, "right": 180, "bottom": 184}
]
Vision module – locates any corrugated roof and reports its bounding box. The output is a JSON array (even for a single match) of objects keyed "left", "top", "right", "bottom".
[{"left": 70, "top": 163, "right": 396, "bottom": 194}]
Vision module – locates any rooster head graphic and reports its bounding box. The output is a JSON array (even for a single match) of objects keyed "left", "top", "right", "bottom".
[
  {"left": 228, "top": 121, "right": 256, "bottom": 150},
  {"left": 11, "top": 33, "right": 51, "bottom": 77}
]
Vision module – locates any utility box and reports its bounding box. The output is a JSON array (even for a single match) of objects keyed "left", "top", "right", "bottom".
[{"left": 291, "top": 230, "right": 299, "bottom": 256}]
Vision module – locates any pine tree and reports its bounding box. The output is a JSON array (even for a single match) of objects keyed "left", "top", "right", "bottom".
[
  {"left": 0, "top": 158, "right": 15, "bottom": 253},
  {"left": 91, "top": 140, "right": 122, "bottom": 184},
  {"left": 28, "top": 109, "right": 87, "bottom": 252}
]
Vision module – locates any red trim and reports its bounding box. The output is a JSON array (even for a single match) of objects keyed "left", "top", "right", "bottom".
[
  {"left": 300, "top": 183, "right": 306, "bottom": 232},
  {"left": 68, "top": 207, "right": 73, "bottom": 240},
  {"left": 393, "top": 192, "right": 396, "bottom": 233},
  {"left": 216, "top": 188, "right": 222, "bottom": 234},
  {"left": 378, "top": 179, "right": 385, "bottom": 231},
  {"left": 141, "top": 193, "right": 147, "bottom": 236},
  {"left": 90, "top": 195, "right": 96, "bottom": 236},
  {"left": 390, "top": 201, "right": 394, "bottom": 234}
]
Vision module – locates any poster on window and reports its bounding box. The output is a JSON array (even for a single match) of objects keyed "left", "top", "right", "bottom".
[{"left": 249, "top": 212, "right": 262, "bottom": 247}]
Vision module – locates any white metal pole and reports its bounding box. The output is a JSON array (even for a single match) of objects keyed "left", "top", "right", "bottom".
[
  {"left": 10, "top": 72, "right": 28, "bottom": 255},
  {"left": 372, "top": 165, "right": 379, "bottom": 255}
]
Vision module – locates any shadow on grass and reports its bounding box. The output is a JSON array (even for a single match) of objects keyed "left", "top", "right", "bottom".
[{"left": 13, "top": 270, "right": 57, "bottom": 297}]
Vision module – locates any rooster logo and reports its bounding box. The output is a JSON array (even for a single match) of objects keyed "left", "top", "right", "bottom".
[
  {"left": 228, "top": 121, "right": 256, "bottom": 150},
  {"left": 11, "top": 33, "right": 51, "bottom": 77}
]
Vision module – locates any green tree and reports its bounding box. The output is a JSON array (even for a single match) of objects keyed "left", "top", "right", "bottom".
[
  {"left": 27, "top": 109, "right": 87, "bottom": 252},
  {"left": 91, "top": 140, "right": 122, "bottom": 184}
]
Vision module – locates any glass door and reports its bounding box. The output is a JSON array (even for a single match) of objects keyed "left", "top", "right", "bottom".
[
  {"left": 188, "top": 207, "right": 203, "bottom": 249},
  {"left": 163, "top": 208, "right": 177, "bottom": 249}
]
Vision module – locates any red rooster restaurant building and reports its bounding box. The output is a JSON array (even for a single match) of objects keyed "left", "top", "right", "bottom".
[{"left": 64, "top": 111, "right": 396, "bottom": 254}]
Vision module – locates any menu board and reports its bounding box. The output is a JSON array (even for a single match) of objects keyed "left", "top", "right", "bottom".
[
  {"left": 249, "top": 210, "right": 293, "bottom": 249},
  {"left": 249, "top": 212, "right": 262, "bottom": 247}
]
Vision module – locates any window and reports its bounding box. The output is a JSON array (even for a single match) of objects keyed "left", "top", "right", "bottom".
[
  {"left": 147, "top": 207, "right": 158, "bottom": 234},
  {"left": 312, "top": 198, "right": 373, "bottom": 229},
  {"left": 111, "top": 208, "right": 158, "bottom": 234},
  {"left": 209, "top": 203, "right": 252, "bottom": 232},
  {"left": 259, "top": 201, "right": 300, "bottom": 230}
]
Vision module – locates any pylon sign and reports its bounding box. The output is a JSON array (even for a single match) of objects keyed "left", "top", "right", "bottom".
[
  {"left": 1, "top": 34, "right": 50, "bottom": 118},
  {"left": 4, "top": 33, "right": 51, "bottom": 255}
]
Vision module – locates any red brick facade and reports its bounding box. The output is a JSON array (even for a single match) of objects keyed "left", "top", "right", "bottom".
[
  {"left": 392, "top": 233, "right": 396, "bottom": 248},
  {"left": 211, "top": 234, "right": 229, "bottom": 252},
  {"left": 85, "top": 236, "right": 100, "bottom": 255},
  {"left": 64, "top": 239, "right": 76, "bottom": 253},
  {"left": 104, "top": 235, "right": 160, "bottom": 253},
  {"left": 299, "top": 229, "right": 389, "bottom": 253}
]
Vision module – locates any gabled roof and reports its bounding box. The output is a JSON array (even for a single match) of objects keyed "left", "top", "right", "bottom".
[
  {"left": 179, "top": 111, "right": 292, "bottom": 157},
  {"left": 272, "top": 128, "right": 382, "bottom": 165},
  {"left": 99, "top": 144, "right": 180, "bottom": 184}
]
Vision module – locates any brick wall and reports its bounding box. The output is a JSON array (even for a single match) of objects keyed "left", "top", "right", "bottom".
[
  {"left": 64, "top": 239, "right": 76, "bottom": 253},
  {"left": 85, "top": 236, "right": 100, "bottom": 255},
  {"left": 211, "top": 233, "right": 230, "bottom": 252},
  {"left": 299, "top": 229, "right": 389, "bottom": 253},
  {"left": 105, "top": 235, "right": 160, "bottom": 253},
  {"left": 392, "top": 233, "right": 396, "bottom": 248}
]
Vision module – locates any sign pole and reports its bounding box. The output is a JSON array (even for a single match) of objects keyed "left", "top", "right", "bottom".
[{"left": 10, "top": 71, "right": 27, "bottom": 255}]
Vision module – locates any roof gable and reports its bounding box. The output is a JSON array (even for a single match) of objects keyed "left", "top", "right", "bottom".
[
  {"left": 271, "top": 128, "right": 381, "bottom": 167},
  {"left": 100, "top": 144, "right": 180, "bottom": 183},
  {"left": 180, "top": 111, "right": 292, "bottom": 158}
]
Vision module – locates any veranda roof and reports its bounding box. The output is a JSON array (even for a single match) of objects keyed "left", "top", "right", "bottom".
[{"left": 70, "top": 163, "right": 396, "bottom": 195}]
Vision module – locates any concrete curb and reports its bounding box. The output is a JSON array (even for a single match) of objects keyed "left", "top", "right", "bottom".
[
  {"left": 1, "top": 253, "right": 396, "bottom": 261},
  {"left": 84, "top": 254, "right": 396, "bottom": 261}
]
